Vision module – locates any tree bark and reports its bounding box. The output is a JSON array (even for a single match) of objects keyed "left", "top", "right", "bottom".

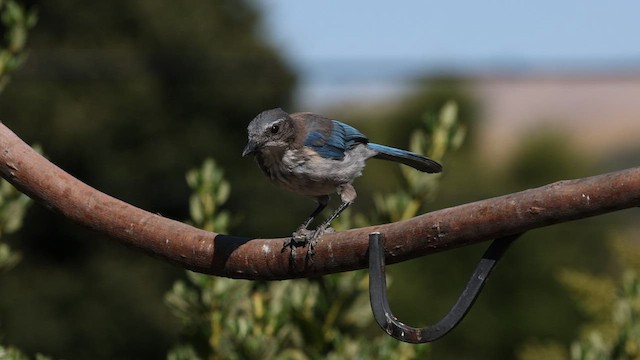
[{"left": 1, "top": 122, "right": 639, "bottom": 280}]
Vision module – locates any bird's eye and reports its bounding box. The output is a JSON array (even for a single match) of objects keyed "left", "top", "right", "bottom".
[{"left": 270, "top": 124, "right": 280, "bottom": 134}]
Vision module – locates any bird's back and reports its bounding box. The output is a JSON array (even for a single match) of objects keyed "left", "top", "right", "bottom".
[
  {"left": 264, "top": 113, "right": 375, "bottom": 197},
  {"left": 290, "top": 113, "right": 369, "bottom": 159}
]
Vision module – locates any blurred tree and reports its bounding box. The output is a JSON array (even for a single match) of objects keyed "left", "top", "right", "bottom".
[
  {"left": 3, "top": 0, "right": 295, "bottom": 214},
  {"left": 0, "top": 0, "right": 36, "bottom": 95},
  {"left": 0, "top": 1, "right": 295, "bottom": 358},
  {"left": 518, "top": 231, "right": 640, "bottom": 360},
  {"left": 379, "top": 75, "right": 478, "bottom": 152},
  {"left": 507, "top": 129, "right": 590, "bottom": 188},
  {"left": 0, "top": 1, "right": 35, "bottom": 267},
  {"left": 0, "top": 2, "right": 48, "bottom": 359}
]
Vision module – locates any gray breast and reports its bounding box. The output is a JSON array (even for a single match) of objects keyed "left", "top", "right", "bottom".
[{"left": 275, "top": 144, "right": 377, "bottom": 197}]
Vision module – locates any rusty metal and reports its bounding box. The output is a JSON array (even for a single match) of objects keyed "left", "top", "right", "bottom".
[
  {"left": 368, "top": 232, "right": 520, "bottom": 343},
  {"left": 0, "top": 122, "right": 639, "bottom": 279}
]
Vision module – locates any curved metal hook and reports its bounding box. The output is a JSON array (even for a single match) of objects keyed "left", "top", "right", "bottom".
[{"left": 368, "top": 231, "right": 521, "bottom": 343}]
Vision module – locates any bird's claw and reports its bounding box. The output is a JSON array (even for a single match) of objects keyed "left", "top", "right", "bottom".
[
  {"left": 282, "top": 227, "right": 313, "bottom": 265},
  {"left": 283, "top": 226, "right": 333, "bottom": 265},
  {"left": 291, "top": 227, "right": 314, "bottom": 244},
  {"left": 306, "top": 227, "right": 334, "bottom": 258}
]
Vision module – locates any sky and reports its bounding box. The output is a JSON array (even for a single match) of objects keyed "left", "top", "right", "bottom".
[
  {"left": 257, "top": 1, "right": 640, "bottom": 107},
  {"left": 260, "top": 0, "right": 640, "bottom": 62}
]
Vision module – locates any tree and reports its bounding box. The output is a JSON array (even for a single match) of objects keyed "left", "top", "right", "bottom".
[{"left": 0, "top": 1, "right": 295, "bottom": 358}]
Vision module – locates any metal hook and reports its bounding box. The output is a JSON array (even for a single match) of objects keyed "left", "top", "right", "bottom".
[{"left": 368, "top": 231, "right": 521, "bottom": 343}]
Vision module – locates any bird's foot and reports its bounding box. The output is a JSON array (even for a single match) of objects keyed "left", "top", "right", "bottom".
[
  {"left": 305, "top": 225, "right": 333, "bottom": 260},
  {"left": 291, "top": 227, "right": 314, "bottom": 244},
  {"left": 283, "top": 226, "right": 333, "bottom": 265},
  {"left": 283, "top": 227, "right": 314, "bottom": 265},
  {"left": 283, "top": 227, "right": 313, "bottom": 249}
]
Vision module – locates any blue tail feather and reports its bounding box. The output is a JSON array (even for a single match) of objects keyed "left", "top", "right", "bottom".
[{"left": 368, "top": 143, "right": 442, "bottom": 173}]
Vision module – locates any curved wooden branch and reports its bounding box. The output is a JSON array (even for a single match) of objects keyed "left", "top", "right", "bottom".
[{"left": 1, "top": 122, "right": 639, "bottom": 280}]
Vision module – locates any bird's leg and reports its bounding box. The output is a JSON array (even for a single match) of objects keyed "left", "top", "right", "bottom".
[
  {"left": 305, "top": 200, "right": 351, "bottom": 258},
  {"left": 285, "top": 195, "right": 329, "bottom": 250},
  {"left": 296, "top": 195, "right": 330, "bottom": 233},
  {"left": 306, "top": 184, "right": 356, "bottom": 258}
]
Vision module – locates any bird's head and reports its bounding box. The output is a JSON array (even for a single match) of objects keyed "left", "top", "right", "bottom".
[{"left": 242, "top": 108, "right": 296, "bottom": 157}]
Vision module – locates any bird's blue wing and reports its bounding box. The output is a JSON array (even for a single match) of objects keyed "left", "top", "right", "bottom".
[{"left": 304, "top": 120, "right": 368, "bottom": 160}]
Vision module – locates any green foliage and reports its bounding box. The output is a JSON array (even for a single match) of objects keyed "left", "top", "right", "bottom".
[
  {"left": 0, "top": 142, "right": 40, "bottom": 275},
  {"left": 0, "top": 1, "right": 295, "bottom": 357},
  {"left": 0, "top": 0, "right": 36, "bottom": 94},
  {"left": 392, "top": 101, "right": 466, "bottom": 222},
  {"left": 565, "top": 235, "right": 640, "bottom": 360},
  {"left": 167, "top": 268, "right": 427, "bottom": 360},
  {"left": 165, "top": 104, "right": 465, "bottom": 359},
  {"left": 0, "top": 345, "right": 51, "bottom": 360},
  {"left": 0, "top": 177, "right": 39, "bottom": 357},
  {"left": 518, "top": 233, "right": 640, "bottom": 360},
  {"left": 518, "top": 340, "right": 568, "bottom": 360},
  {"left": 0, "top": 0, "right": 296, "bottom": 220},
  {"left": 0, "top": 4, "right": 50, "bottom": 359},
  {"left": 380, "top": 75, "right": 478, "bottom": 152},
  {"left": 186, "top": 159, "right": 232, "bottom": 233},
  {"left": 0, "top": 0, "right": 35, "bottom": 274},
  {"left": 0, "top": 179, "right": 31, "bottom": 273},
  {"left": 0, "top": 179, "right": 30, "bottom": 237}
]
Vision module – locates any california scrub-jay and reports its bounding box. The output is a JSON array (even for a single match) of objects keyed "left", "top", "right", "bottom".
[{"left": 242, "top": 108, "right": 442, "bottom": 256}]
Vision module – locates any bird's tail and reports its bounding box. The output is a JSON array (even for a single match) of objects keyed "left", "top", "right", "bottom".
[{"left": 368, "top": 143, "right": 442, "bottom": 173}]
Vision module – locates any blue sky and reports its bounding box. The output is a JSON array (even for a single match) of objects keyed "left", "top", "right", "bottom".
[
  {"left": 260, "top": 0, "right": 640, "bottom": 62},
  {"left": 257, "top": 1, "right": 640, "bottom": 107}
]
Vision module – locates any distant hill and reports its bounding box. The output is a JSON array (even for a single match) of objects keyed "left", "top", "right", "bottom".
[
  {"left": 471, "top": 73, "right": 640, "bottom": 162},
  {"left": 294, "top": 60, "right": 640, "bottom": 162}
]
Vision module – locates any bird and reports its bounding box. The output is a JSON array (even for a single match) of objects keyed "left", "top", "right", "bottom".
[{"left": 242, "top": 108, "right": 442, "bottom": 257}]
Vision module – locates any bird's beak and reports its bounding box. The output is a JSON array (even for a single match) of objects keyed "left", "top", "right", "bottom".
[{"left": 242, "top": 140, "right": 259, "bottom": 157}]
